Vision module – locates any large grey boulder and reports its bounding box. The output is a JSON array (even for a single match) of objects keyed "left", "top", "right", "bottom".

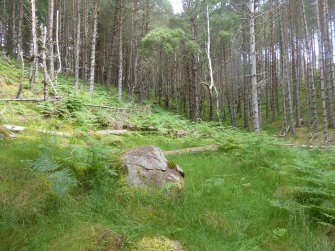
[{"left": 123, "top": 146, "right": 184, "bottom": 189}]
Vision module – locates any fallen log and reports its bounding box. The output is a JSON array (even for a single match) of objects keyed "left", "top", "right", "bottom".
[
  {"left": 38, "top": 130, "right": 128, "bottom": 137},
  {"left": 0, "top": 98, "right": 45, "bottom": 102},
  {"left": 3, "top": 124, "right": 128, "bottom": 137},
  {"left": 3, "top": 124, "right": 25, "bottom": 132},
  {"left": 96, "top": 130, "right": 128, "bottom": 136},
  {"left": 3, "top": 124, "right": 70, "bottom": 136},
  {"left": 84, "top": 104, "right": 144, "bottom": 111},
  {"left": 36, "top": 129, "right": 73, "bottom": 137},
  {"left": 0, "top": 96, "right": 62, "bottom": 102},
  {"left": 164, "top": 142, "right": 330, "bottom": 156},
  {"left": 276, "top": 143, "right": 329, "bottom": 149},
  {"left": 164, "top": 144, "right": 220, "bottom": 156},
  {"left": 84, "top": 104, "right": 148, "bottom": 112}
]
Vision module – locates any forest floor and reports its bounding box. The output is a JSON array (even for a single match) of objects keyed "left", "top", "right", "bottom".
[{"left": 1, "top": 56, "right": 335, "bottom": 251}]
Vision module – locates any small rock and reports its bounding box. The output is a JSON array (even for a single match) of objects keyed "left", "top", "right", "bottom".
[
  {"left": 136, "top": 236, "right": 184, "bottom": 251},
  {"left": 97, "top": 130, "right": 128, "bottom": 136}
]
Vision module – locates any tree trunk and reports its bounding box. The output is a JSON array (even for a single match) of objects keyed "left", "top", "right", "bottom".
[
  {"left": 41, "top": 26, "right": 49, "bottom": 101},
  {"left": 301, "top": 0, "right": 318, "bottom": 130},
  {"left": 316, "top": 0, "right": 329, "bottom": 143},
  {"left": 55, "top": 10, "right": 61, "bottom": 89},
  {"left": 17, "top": 1, "right": 23, "bottom": 61},
  {"left": 249, "top": 0, "right": 260, "bottom": 132},
  {"left": 293, "top": 35, "right": 302, "bottom": 127},
  {"left": 16, "top": 45, "right": 24, "bottom": 99},
  {"left": 191, "top": 16, "right": 200, "bottom": 121},
  {"left": 12, "top": 2, "right": 17, "bottom": 57},
  {"left": 321, "top": 0, "right": 335, "bottom": 128},
  {"left": 206, "top": 5, "right": 220, "bottom": 122},
  {"left": 30, "top": 0, "right": 38, "bottom": 87},
  {"left": 48, "top": 0, "right": 55, "bottom": 81},
  {"left": 89, "top": 0, "right": 99, "bottom": 95},
  {"left": 118, "top": 0, "right": 124, "bottom": 101},
  {"left": 281, "top": 8, "right": 295, "bottom": 135},
  {"left": 74, "top": 0, "right": 81, "bottom": 92},
  {"left": 290, "top": 0, "right": 301, "bottom": 128},
  {"left": 82, "top": 0, "right": 89, "bottom": 82},
  {"left": 106, "top": 7, "right": 119, "bottom": 87}
]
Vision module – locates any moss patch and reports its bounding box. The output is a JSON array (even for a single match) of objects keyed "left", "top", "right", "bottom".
[{"left": 167, "top": 160, "right": 178, "bottom": 170}]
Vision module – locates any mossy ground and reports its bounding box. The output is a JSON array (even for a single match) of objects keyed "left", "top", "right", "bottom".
[{"left": 1, "top": 56, "right": 335, "bottom": 250}]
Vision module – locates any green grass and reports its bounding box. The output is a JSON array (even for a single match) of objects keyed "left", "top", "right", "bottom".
[
  {"left": 1, "top": 137, "right": 334, "bottom": 250},
  {"left": 1, "top": 56, "right": 335, "bottom": 250}
]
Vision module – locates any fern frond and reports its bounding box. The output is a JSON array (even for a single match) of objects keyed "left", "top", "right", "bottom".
[
  {"left": 48, "top": 169, "right": 77, "bottom": 195},
  {"left": 30, "top": 152, "right": 59, "bottom": 172}
]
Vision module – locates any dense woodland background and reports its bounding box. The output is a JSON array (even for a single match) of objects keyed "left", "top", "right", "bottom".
[{"left": 1, "top": 0, "right": 335, "bottom": 141}]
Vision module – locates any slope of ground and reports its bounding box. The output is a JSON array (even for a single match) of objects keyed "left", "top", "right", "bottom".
[{"left": 1, "top": 56, "right": 335, "bottom": 250}]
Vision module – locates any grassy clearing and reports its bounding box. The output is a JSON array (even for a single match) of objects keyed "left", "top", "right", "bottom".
[
  {"left": 1, "top": 56, "right": 335, "bottom": 250},
  {"left": 1, "top": 137, "right": 334, "bottom": 250}
]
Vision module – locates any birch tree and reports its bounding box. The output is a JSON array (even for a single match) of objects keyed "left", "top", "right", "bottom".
[
  {"left": 206, "top": 4, "right": 220, "bottom": 122},
  {"left": 89, "top": 0, "right": 99, "bottom": 95},
  {"left": 118, "top": 0, "right": 124, "bottom": 101},
  {"left": 249, "top": 0, "right": 260, "bottom": 132},
  {"left": 17, "top": 0, "right": 23, "bottom": 62},
  {"left": 41, "top": 25, "right": 49, "bottom": 101},
  {"left": 74, "top": 0, "right": 81, "bottom": 92},
  {"left": 48, "top": 0, "right": 55, "bottom": 81}
]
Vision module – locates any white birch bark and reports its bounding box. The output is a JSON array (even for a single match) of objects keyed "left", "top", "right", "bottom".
[
  {"left": 206, "top": 5, "right": 220, "bottom": 122},
  {"left": 55, "top": 10, "right": 62, "bottom": 90},
  {"left": 48, "top": 0, "right": 55, "bottom": 81},
  {"left": 249, "top": 0, "right": 260, "bottom": 131},
  {"left": 30, "top": 0, "right": 38, "bottom": 86},
  {"left": 118, "top": 0, "right": 124, "bottom": 101},
  {"left": 17, "top": 1, "right": 23, "bottom": 61},
  {"left": 89, "top": 0, "right": 99, "bottom": 95},
  {"left": 74, "top": 0, "right": 81, "bottom": 92},
  {"left": 41, "top": 26, "right": 49, "bottom": 101}
]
